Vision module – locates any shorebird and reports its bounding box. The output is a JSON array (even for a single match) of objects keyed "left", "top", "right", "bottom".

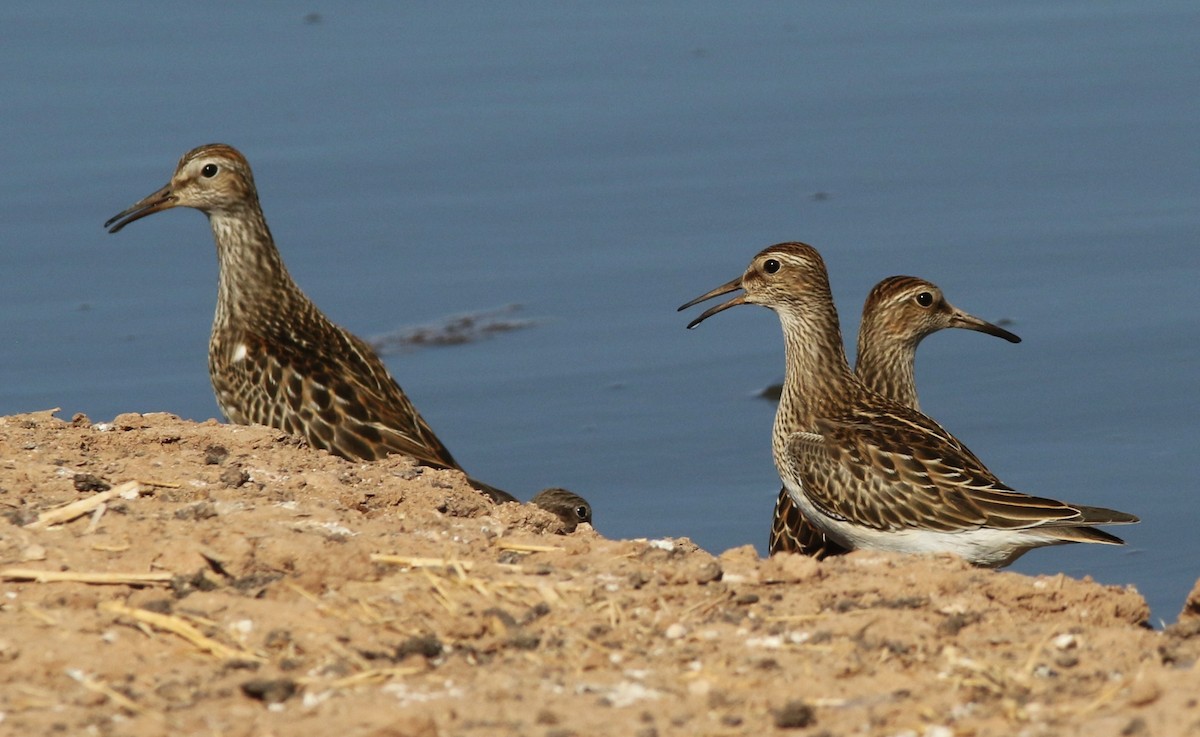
[
  {"left": 104, "top": 144, "right": 522, "bottom": 502},
  {"left": 769, "top": 275, "right": 1021, "bottom": 557},
  {"left": 530, "top": 488, "right": 594, "bottom": 533},
  {"left": 681, "top": 242, "right": 1137, "bottom": 567}
]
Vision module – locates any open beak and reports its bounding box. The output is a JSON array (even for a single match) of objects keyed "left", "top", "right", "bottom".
[
  {"left": 678, "top": 275, "right": 748, "bottom": 329},
  {"left": 947, "top": 307, "right": 1021, "bottom": 344},
  {"left": 104, "top": 183, "right": 177, "bottom": 233}
]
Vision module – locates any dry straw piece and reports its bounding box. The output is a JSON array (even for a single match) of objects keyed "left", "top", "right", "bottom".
[
  {"left": 66, "top": 669, "right": 146, "bottom": 715},
  {"left": 0, "top": 569, "right": 172, "bottom": 586},
  {"left": 100, "top": 600, "right": 266, "bottom": 663},
  {"left": 23, "top": 480, "right": 142, "bottom": 529},
  {"left": 370, "top": 554, "right": 476, "bottom": 571}
]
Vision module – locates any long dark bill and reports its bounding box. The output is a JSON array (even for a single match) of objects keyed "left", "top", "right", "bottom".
[
  {"left": 678, "top": 276, "right": 748, "bottom": 329},
  {"left": 947, "top": 309, "right": 1022, "bottom": 344},
  {"left": 104, "top": 183, "right": 176, "bottom": 233}
]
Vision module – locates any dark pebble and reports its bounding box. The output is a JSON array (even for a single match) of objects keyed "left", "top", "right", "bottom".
[
  {"left": 240, "top": 678, "right": 297, "bottom": 704},
  {"left": 774, "top": 700, "right": 816, "bottom": 729},
  {"left": 73, "top": 474, "right": 111, "bottom": 493}
]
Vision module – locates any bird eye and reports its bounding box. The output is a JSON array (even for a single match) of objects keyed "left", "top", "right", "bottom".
[
  {"left": 575, "top": 506, "right": 589, "bottom": 521},
  {"left": 201, "top": 163, "right": 219, "bottom": 178},
  {"left": 915, "top": 292, "right": 934, "bottom": 307},
  {"left": 763, "top": 259, "right": 781, "bottom": 274}
]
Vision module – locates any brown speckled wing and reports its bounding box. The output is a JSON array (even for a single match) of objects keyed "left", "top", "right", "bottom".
[
  {"left": 768, "top": 487, "right": 849, "bottom": 558},
  {"left": 789, "top": 409, "right": 1106, "bottom": 535},
  {"left": 210, "top": 326, "right": 460, "bottom": 470}
]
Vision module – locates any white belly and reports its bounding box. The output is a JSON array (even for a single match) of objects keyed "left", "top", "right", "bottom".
[{"left": 781, "top": 478, "right": 1032, "bottom": 567}]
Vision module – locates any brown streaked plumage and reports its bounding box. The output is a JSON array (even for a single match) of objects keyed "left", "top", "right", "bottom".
[
  {"left": 681, "top": 242, "right": 1136, "bottom": 567},
  {"left": 769, "top": 275, "right": 1021, "bottom": 558},
  {"left": 104, "top": 144, "right": 521, "bottom": 503},
  {"left": 529, "top": 488, "right": 594, "bottom": 533}
]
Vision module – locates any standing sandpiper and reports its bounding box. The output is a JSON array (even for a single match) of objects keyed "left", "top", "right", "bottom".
[
  {"left": 770, "top": 275, "right": 1021, "bottom": 557},
  {"left": 681, "top": 242, "right": 1136, "bottom": 567},
  {"left": 104, "top": 144, "right": 522, "bottom": 502}
]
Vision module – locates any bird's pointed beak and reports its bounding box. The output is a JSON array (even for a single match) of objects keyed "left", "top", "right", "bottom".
[
  {"left": 947, "top": 306, "right": 1021, "bottom": 343},
  {"left": 104, "top": 183, "right": 177, "bottom": 233},
  {"left": 679, "top": 275, "right": 748, "bottom": 329}
]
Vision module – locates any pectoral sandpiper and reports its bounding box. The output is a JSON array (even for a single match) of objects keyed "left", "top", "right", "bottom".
[
  {"left": 530, "top": 488, "right": 594, "bottom": 533},
  {"left": 769, "top": 275, "right": 1021, "bottom": 557},
  {"left": 681, "top": 242, "right": 1136, "bottom": 567},
  {"left": 105, "top": 144, "right": 525, "bottom": 503}
]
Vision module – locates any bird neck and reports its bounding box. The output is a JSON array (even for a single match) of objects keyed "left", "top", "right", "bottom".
[
  {"left": 855, "top": 330, "right": 921, "bottom": 411},
  {"left": 775, "top": 297, "right": 857, "bottom": 431},
  {"left": 208, "top": 204, "right": 301, "bottom": 328}
]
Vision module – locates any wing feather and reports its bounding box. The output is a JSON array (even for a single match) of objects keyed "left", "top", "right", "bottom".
[
  {"left": 768, "top": 486, "right": 848, "bottom": 558},
  {"left": 788, "top": 407, "right": 1115, "bottom": 534},
  {"left": 212, "top": 327, "right": 459, "bottom": 469}
]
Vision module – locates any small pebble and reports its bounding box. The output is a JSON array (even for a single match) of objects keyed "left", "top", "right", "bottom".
[
  {"left": 240, "top": 678, "right": 297, "bottom": 704},
  {"left": 221, "top": 467, "right": 250, "bottom": 488},
  {"left": 204, "top": 445, "right": 230, "bottom": 465},
  {"left": 1126, "top": 677, "right": 1162, "bottom": 707},
  {"left": 1052, "top": 633, "right": 1078, "bottom": 650},
  {"left": 693, "top": 561, "right": 723, "bottom": 585},
  {"left": 21, "top": 544, "right": 46, "bottom": 561},
  {"left": 664, "top": 623, "right": 687, "bottom": 640},
  {"left": 774, "top": 700, "right": 815, "bottom": 729},
  {"left": 73, "top": 474, "right": 110, "bottom": 493}
]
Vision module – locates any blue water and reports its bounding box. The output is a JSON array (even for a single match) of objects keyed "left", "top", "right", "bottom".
[{"left": 1, "top": 2, "right": 1196, "bottom": 620}]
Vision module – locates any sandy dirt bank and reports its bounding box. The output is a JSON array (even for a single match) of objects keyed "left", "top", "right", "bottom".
[{"left": 1, "top": 410, "right": 1197, "bottom": 736}]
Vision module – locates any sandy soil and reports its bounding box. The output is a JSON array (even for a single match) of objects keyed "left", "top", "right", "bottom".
[{"left": 1, "top": 409, "right": 1198, "bottom": 737}]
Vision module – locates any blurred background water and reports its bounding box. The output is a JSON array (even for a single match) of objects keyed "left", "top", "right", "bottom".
[{"left": 1, "top": 1, "right": 1196, "bottom": 620}]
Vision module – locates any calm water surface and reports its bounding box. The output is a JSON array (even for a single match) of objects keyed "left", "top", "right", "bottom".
[{"left": 1, "top": 2, "right": 1196, "bottom": 619}]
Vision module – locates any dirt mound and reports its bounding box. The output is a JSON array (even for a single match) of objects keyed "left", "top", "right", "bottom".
[{"left": 1, "top": 410, "right": 1196, "bottom": 736}]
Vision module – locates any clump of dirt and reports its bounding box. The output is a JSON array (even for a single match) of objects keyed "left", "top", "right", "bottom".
[{"left": 0, "top": 409, "right": 1197, "bottom": 736}]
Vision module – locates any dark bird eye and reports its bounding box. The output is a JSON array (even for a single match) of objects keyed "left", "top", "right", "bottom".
[
  {"left": 576, "top": 506, "right": 590, "bottom": 521},
  {"left": 763, "top": 259, "right": 781, "bottom": 274},
  {"left": 201, "top": 163, "right": 219, "bottom": 178},
  {"left": 916, "top": 292, "right": 934, "bottom": 307}
]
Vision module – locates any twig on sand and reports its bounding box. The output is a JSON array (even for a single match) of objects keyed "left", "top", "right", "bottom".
[
  {"left": 310, "top": 665, "right": 426, "bottom": 690},
  {"left": 134, "top": 478, "right": 182, "bottom": 488},
  {"left": 0, "top": 569, "right": 172, "bottom": 586},
  {"left": 66, "top": 669, "right": 147, "bottom": 715},
  {"left": 24, "top": 481, "right": 141, "bottom": 529},
  {"left": 100, "top": 600, "right": 266, "bottom": 663},
  {"left": 495, "top": 541, "right": 564, "bottom": 554},
  {"left": 370, "top": 554, "right": 476, "bottom": 571}
]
